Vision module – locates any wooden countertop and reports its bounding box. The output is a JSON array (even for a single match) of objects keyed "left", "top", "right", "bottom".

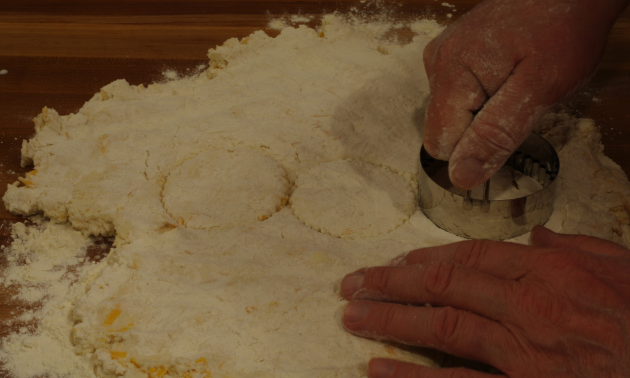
[{"left": 0, "top": 0, "right": 629, "bottom": 372}]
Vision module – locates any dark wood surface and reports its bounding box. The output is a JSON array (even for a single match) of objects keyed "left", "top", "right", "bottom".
[{"left": 0, "top": 0, "right": 629, "bottom": 373}]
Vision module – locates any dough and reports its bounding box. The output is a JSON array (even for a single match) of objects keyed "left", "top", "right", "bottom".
[
  {"left": 290, "top": 159, "right": 416, "bottom": 239},
  {"left": 162, "top": 149, "right": 289, "bottom": 230},
  {"left": 0, "top": 11, "right": 629, "bottom": 378}
]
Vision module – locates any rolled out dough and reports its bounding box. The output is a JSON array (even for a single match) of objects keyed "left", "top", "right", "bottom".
[
  {"left": 162, "top": 149, "right": 290, "bottom": 230},
  {"left": 1, "top": 10, "right": 629, "bottom": 378},
  {"left": 290, "top": 159, "right": 416, "bottom": 239}
]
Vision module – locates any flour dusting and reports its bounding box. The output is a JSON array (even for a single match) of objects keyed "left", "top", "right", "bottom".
[{"left": 1, "top": 8, "right": 629, "bottom": 378}]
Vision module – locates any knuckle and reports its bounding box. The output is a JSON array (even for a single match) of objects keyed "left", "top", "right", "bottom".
[
  {"left": 454, "top": 240, "right": 490, "bottom": 269},
  {"left": 431, "top": 307, "right": 464, "bottom": 346},
  {"left": 376, "top": 305, "right": 401, "bottom": 335},
  {"left": 470, "top": 117, "right": 520, "bottom": 157},
  {"left": 365, "top": 267, "right": 391, "bottom": 295},
  {"left": 433, "top": 38, "right": 457, "bottom": 65},
  {"left": 426, "top": 39, "right": 461, "bottom": 82},
  {"left": 520, "top": 60, "right": 577, "bottom": 102},
  {"left": 424, "top": 261, "right": 457, "bottom": 299},
  {"left": 516, "top": 283, "right": 565, "bottom": 324}
]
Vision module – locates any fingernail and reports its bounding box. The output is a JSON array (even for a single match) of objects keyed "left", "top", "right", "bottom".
[
  {"left": 344, "top": 301, "right": 370, "bottom": 323},
  {"left": 450, "top": 157, "right": 486, "bottom": 190},
  {"left": 368, "top": 359, "right": 395, "bottom": 378},
  {"left": 341, "top": 272, "right": 365, "bottom": 298}
]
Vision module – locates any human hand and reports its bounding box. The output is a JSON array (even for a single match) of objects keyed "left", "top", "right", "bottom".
[
  {"left": 340, "top": 226, "right": 630, "bottom": 378},
  {"left": 422, "top": 0, "right": 629, "bottom": 189}
]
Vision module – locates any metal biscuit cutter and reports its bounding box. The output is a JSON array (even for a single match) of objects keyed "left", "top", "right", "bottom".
[{"left": 418, "top": 132, "right": 560, "bottom": 240}]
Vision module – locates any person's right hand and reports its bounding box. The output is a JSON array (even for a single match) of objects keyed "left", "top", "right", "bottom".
[{"left": 423, "top": 0, "right": 629, "bottom": 190}]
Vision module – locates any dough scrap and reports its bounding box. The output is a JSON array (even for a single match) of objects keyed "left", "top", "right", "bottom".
[
  {"left": 162, "top": 149, "right": 289, "bottom": 230},
  {"left": 290, "top": 159, "right": 416, "bottom": 239}
]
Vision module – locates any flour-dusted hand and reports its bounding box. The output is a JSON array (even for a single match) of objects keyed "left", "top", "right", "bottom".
[
  {"left": 340, "top": 226, "right": 630, "bottom": 378},
  {"left": 423, "top": 0, "right": 629, "bottom": 189}
]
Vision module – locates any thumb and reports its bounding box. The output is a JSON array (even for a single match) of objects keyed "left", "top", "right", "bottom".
[
  {"left": 531, "top": 226, "right": 630, "bottom": 257},
  {"left": 448, "top": 67, "right": 551, "bottom": 190}
]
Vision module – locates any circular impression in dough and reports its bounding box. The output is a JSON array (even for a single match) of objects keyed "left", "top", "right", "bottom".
[
  {"left": 290, "top": 159, "right": 416, "bottom": 239},
  {"left": 162, "top": 149, "right": 290, "bottom": 230}
]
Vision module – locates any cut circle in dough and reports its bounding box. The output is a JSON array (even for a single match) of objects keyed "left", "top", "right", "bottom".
[
  {"left": 290, "top": 159, "right": 416, "bottom": 239},
  {"left": 162, "top": 149, "right": 290, "bottom": 230}
]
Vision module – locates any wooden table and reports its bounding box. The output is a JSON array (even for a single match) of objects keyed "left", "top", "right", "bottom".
[{"left": 0, "top": 0, "right": 629, "bottom": 373}]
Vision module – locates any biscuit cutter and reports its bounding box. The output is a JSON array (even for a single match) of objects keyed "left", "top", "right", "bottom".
[{"left": 418, "top": 132, "right": 560, "bottom": 240}]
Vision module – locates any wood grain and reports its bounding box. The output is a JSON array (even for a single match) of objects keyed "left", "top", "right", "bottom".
[{"left": 0, "top": 1, "right": 629, "bottom": 375}]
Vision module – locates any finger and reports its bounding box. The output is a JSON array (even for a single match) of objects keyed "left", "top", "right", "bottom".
[
  {"left": 448, "top": 64, "right": 554, "bottom": 190},
  {"left": 393, "top": 239, "right": 533, "bottom": 280},
  {"left": 343, "top": 301, "right": 512, "bottom": 368},
  {"left": 341, "top": 262, "right": 511, "bottom": 320},
  {"left": 530, "top": 226, "right": 630, "bottom": 257},
  {"left": 422, "top": 36, "right": 438, "bottom": 83},
  {"left": 423, "top": 40, "right": 488, "bottom": 161},
  {"left": 367, "top": 358, "right": 505, "bottom": 378},
  {"left": 423, "top": 74, "right": 488, "bottom": 161}
]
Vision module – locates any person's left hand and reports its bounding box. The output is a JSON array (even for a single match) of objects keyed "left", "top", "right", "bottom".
[{"left": 340, "top": 226, "right": 630, "bottom": 378}]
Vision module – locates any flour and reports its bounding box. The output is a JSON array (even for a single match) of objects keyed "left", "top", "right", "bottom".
[
  {"left": 2, "top": 219, "right": 90, "bottom": 288},
  {"left": 0, "top": 220, "right": 106, "bottom": 378},
  {"left": 289, "top": 14, "right": 313, "bottom": 23},
  {"left": 162, "top": 70, "right": 179, "bottom": 80},
  {"left": 1, "top": 9, "right": 630, "bottom": 378}
]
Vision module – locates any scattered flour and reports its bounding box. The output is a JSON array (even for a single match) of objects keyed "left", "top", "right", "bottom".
[
  {"left": 289, "top": 14, "right": 313, "bottom": 23},
  {"left": 0, "top": 220, "right": 106, "bottom": 378},
  {"left": 267, "top": 18, "right": 289, "bottom": 31},
  {"left": 1, "top": 8, "right": 629, "bottom": 378},
  {"left": 3, "top": 219, "right": 90, "bottom": 287},
  {"left": 162, "top": 70, "right": 179, "bottom": 80},
  {"left": 267, "top": 14, "right": 314, "bottom": 30}
]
